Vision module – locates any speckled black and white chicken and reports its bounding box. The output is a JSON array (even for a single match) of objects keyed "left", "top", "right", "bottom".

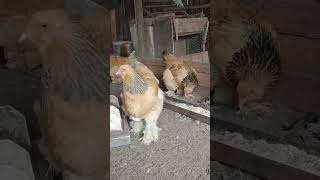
[{"left": 211, "top": 0, "right": 282, "bottom": 119}]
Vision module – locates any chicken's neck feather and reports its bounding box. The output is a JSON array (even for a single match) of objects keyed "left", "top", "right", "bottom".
[
  {"left": 43, "top": 23, "right": 108, "bottom": 103},
  {"left": 123, "top": 71, "right": 148, "bottom": 94}
]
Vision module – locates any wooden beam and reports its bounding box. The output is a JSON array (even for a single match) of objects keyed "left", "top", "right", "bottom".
[
  {"left": 213, "top": 109, "right": 320, "bottom": 157},
  {"left": 212, "top": 140, "right": 320, "bottom": 180},
  {"left": 164, "top": 98, "right": 210, "bottom": 124},
  {"left": 109, "top": 9, "right": 117, "bottom": 42},
  {"left": 144, "top": 4, "right": 210, "bottom": 10},
  {"left": 202, "top": 21, "right": 209, "bottom": 51},
  {"left": 134, "top": 0, "right": 145, "bottom": 56}
]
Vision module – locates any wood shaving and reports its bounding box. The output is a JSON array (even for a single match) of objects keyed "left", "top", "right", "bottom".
[
  {"left": 110, "top": 105, "right": 122, "bottom": 132},
  {"left": 168, "top": 100, "right": 210, "bottom": 117},
  {"left": 212, "top": 131, "right": 320, "bottom": 176}
]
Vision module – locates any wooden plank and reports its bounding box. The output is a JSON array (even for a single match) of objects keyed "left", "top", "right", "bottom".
[
  {"left": 144, "top": 4, "right": 210, "bottom": 9},
  {"left": 173, "top": 17, "right": 209, "bottom": 38},
  {"left": 179, "top": 51, "right": 209, "bottom": 64},
  {"left": 164, "top": 98, "right": 210, "bottom": 124},
  {"left": 213, "top": 112, "right": 320, "bottom": 157},
  {"left": 153, "top": 14, "right": 175, "bottom": 57},
  {"left": 109, "top": 9, "right": 117, "bottom": 42},
  {"left": 211, "top": 140, "right": 320, "bottom": 180},
  {"left": 202, "top": 21, "right": 209, "bottom": 51}
]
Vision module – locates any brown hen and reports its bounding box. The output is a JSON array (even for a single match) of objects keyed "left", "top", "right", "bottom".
[{"left": 162, "top": 50, "right": 198, "bottom": 97}]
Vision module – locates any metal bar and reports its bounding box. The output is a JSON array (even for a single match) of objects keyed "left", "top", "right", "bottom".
[{"left": 211, "top": 140, "right": 320, "bottom": 180}]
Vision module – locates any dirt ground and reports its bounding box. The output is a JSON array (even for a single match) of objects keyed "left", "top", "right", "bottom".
[{"left": 110, "top": 108, "right": 210, "bottom": 180}]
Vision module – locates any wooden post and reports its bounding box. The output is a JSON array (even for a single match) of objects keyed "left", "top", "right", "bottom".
[
  {"left": 110, "top": 9, "right": 117, "bottom": 42},
  {"left": 134, "top": 0, "right": 145, "bottom": 57}
]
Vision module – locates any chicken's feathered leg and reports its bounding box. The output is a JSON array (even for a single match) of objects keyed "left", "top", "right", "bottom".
[
  {"left": 129, "top": 120, "right": 144, "bottom": 134},
  {"left": 138, "top": 89, "right": 164, "bottom": 145}
]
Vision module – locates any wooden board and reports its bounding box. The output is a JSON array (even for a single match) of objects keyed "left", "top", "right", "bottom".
[
  {"left": 179, "top": 51, "right": 209, "bottom": 64},
  {"left": 164, "top": 97, "right": 210, "bottom": 124},
  {"left": 211, "top": 140, "right": 320, "bottom": 180},
  {"left": 173, "top": 17, "right": 209, "bottom": 38},
  {"left": 213, "top": 106, "right": 320, "bottom": 157},
  {"left": 153, "top": 14, "right": 175, "bottom": 57}
]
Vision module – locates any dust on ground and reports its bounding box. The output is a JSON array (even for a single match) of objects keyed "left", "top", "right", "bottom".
[
  {"left": 111, "top": 108, "right": 210, "bottom": 180},
  {"left": 212, "top": 131, "right": 320, "bottom": 176}
]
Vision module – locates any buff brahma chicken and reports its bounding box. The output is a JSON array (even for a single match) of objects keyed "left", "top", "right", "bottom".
[
  {"left": 115, "top": 53, "right": 163, "bottom": 145},
  {"left": 162, "top": 50, "right": 198, "bottom": 98}
]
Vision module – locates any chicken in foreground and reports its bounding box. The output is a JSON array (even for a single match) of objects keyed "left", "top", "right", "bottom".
[
  {"left": 116, "top": 63, "right": 164, "bottom": 145},
  {"left": 19, "top": 7, "right": 109, "bottom": 180},
  {"left": 212, "top": 0, "right": 282, "bottom": 119},
  {"left": 162, "top": 50, "right": 198, "bottom": 98},
  {"left": 0, "top": 15, "right": 42, "bottom": 71}
]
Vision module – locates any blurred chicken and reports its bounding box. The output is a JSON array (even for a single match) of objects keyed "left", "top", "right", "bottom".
[
  {"left": 110, "top": 55, "right": 130, "bottom": 83},
  {"left": 19, "top": 0, "right": 111, "bottom": 179},
  {"left": 162, "top": 50, "right": 198, "bottom": 97},
  {"left": 0, "top": 15, "right": 42, "bottom": 71},
  {"left": 115, "top": 61, "right": 164, "bottom": 145},
  {"left": 212, "top": 0, "right": 282, "bottom": 119},
  {"left": 120, "top": 41, "right": 131, "bottom": 57}
]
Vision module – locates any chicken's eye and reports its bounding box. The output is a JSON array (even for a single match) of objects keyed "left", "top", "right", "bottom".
[{"left": 41, "top": 24, "right": 47, "bottom": 28}]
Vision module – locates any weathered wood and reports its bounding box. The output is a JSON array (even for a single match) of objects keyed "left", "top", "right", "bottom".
[
  {"left": 173, "top": 17, "right": 209, "bottom": 38},
  {"left": 202, "top": 21, "right": 209, "bottom": 51},
  {"left": 164, "top": 98, "right": 210, "bottom": 124},
  {"left": 134, "top": 0, "right": 145, "bottom": 56},
  {"left": 211, "top": 140, "right": 320, "bottom": 180},
  {"left": 144, "top": 4, "right": 210, "bottom": 9},
  {"left": 110, "top": 9, "right": 117, "bottom": 42},
  {"left": 213, "top": 108, "right": 320, "bottom": 157},
  {"left": 179, "top": 51, "right": 209, "bottom": 64},
  {"left": 153, "top": 14, "right": 175, "bottom": 57}
]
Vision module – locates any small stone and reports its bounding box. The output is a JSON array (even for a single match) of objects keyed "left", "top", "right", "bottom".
[
  {"left": 176, "top": 136, "right": 179, "bottom": 139},
  {"left": 146, "top": 168, "right": 150, "bottom": 174},
  {"left": 195, "top": 120, "right": 200, "bottom": 125}
]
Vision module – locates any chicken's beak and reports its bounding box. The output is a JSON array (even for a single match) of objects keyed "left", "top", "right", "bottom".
[
  {"left": 115, "top": 71, "right": 121, "bottom": 78},
  {"left": 18, "top": 32, "right": 27, "bottom": 43}
]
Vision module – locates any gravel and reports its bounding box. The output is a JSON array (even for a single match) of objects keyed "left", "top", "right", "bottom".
[{"left": 111, "top": 108, "right": 210, "bottom": 180}]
